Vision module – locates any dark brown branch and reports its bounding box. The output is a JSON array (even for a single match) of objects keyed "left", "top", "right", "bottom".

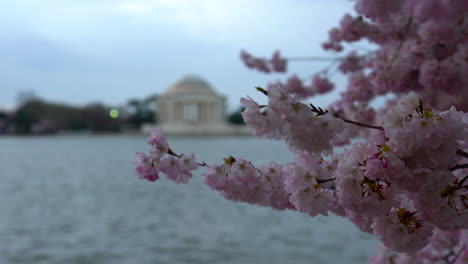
[
  {"left": 340, "top": 118, "right": 384, "bottom": 130},
  {"left": 456, "top": 175, "right": 468, "bottom": 189},
  {"left": 257, "top": 89, "right": 383, "bottom": 132},
  {"left": 167, "top": 148, "right": 181, "bottom": 157},
  {"left": 255, "top": 86, "right": 268, "bottom": 95},
  {"left": 167, "top": 148, "right": 207, "bottom": 167},
  {"left": 449, "top": 164, "right": 468, "bottom": 171},
  {"left": 317, "top": 177, "right": 336, "bottom": 184},
  {"left": 456, "top": 149, "right": 468, "bottom": 158},
  {"left": 310, "top": 103, "right": 384, "bottom": 131},
  {"left": 310, "top": 104, "right": 328, "bottom": 116}
]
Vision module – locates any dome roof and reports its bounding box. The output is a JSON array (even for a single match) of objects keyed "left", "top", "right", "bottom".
[{"left": 164, "top": 75, "right": 217, "bottom": 95}]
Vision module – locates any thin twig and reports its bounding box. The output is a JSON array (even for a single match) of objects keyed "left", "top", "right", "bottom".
[
  {"left": 456, "top": 175, "right": 468, "bottom": 189},
  {"left": 167, "top": 148, "right": 182, "bottom": 158},
  {"left": 317, "top": 177, "right": 336, "bottom": 184},
  {"left": 167, "top": 148, "right": 207, "bottom": 167},
  {"left": 340, "top": 117, "right": 384, "bottom": 130},
  {"left": 310, "top": 103, "right": 384, "bottom": 131},
  {"left": 255, "top": 86, "right": 268, "bottom": 95},
  {"left": 254, "top": 86, "right": 385, "bottom": 132},
  {"left": 449, "top": 164, "right": 468, "bottom": 171},
  {"left": 310, "top": 104, "right": 328, "bottom": 116},
  {"left": 456, "top": 149, "right": 468, "bottom": 158}
]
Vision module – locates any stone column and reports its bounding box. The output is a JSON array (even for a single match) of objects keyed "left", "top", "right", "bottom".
[{"left": 168, "top": 99, "right": 174, "bottom": 122}]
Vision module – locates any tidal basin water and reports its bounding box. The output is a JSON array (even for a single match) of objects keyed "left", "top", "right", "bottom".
[{"left": 0, "top": 135, "right": 379, "bottom": 264}]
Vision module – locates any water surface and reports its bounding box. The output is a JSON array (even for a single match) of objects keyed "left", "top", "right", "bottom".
[{"left": 0, "top": 136, "right": 378, "bottom": 264}]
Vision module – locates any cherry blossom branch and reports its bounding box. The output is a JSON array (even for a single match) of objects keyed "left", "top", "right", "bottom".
[
  {"left": 137, "top": 2, "right": 468, "bottom": 259},
  {"left": 167, "top": 148, "right": 181, "bottom": 158},
  {"left": 316, "top": 177, "right": 336, "bottom": 184},
  {"left": 309, "top": 104, "right": 328, "bottom": 115},
  {"left": 255, "top": 87, "right": 384, "bottom": 132},
  {"left": 449, "top": 163, "right": 468, "bottom": 171},
  {"left": 456, "top": 175, "right": 468, "bottom": 189},
  {"left": 339, "top": 117, "right": 384, "bottom": 131},
  {"left": 456, "top": 149, "right": 468, "bottom": 158},
  {"left": 255, "top": 86, "right": 268, "bottom": 96},
  {"left": 309, "top": 103, "right": 384, "bottom": 130},
  {"left": 168, "top": 148, "right": 207, "bottom": 167}
]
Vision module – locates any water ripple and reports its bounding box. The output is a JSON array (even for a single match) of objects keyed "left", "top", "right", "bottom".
[{"left": 0, "top": 135, "right": 378, "bottom": 264}]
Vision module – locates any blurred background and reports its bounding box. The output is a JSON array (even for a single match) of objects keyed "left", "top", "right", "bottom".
[{"left": 0, "top": 1, "right": 379, "bottom": 263}]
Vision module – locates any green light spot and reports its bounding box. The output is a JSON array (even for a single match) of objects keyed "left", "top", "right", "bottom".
[{"left": 109, "top": 109, "right": 119, "bottom": 118}]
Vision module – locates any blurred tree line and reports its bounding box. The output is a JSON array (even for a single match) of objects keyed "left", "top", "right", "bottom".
[
  {"left": 1, "top": 93, "right": 157, "bottom": 134},
  {"left": 126, "top": 95, "right": 157, "bottom": 128},
  {"left": 12, "top": 99, "right": 123, "bottom": 134},
  {"left": 0, "top": 93, "right": 245, "bottom": 135},
  {"left": 227, "top": 107, "right": 245, "bottom": 125}
]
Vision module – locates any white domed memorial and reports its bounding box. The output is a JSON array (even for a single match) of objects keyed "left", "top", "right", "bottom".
[{"left": 142, "top": 75, "right": 251, "bottom": 136}]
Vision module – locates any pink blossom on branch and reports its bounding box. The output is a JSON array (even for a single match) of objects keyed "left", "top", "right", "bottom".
[
  {"left": 160, "top": 153, "right": 198, "bottom": 184},
  {"left": 134, "top": 152, "right": 159, "bottom": 182},
  {"left": 311, "top": 74, "right": 334, "bottom": 94},
  {"left": 240, "top": 50, "right": 287, "bottom": 73},
  {"left": 135, "top": 0, "right": 468, "bottom": 262}
]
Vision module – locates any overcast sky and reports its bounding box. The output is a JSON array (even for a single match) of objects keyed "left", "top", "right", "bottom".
[{"left": 0, "top": 0, "right": 355, "bottom": 111}]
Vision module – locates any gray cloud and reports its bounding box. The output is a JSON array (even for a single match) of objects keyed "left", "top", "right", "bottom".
[{"left": 0, "top": 0, "right": 354, "bottom": 110}]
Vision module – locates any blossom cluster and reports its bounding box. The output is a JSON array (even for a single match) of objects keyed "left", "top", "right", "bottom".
[
  {"left": 323, "top": 0, "right": 468, "bottom": 113},
  {"left": 137, "top": 92, "right": 467, "bottom": 258},
  {"left": 240, "top": 84, "right": 345, "bottom": 155},
  {"left": 135, "top": 0, "right": 468, "bottom": 263},
  {"left": 242, "top": 1, "right": 468, "bottom": 112},
  {"left": 134, "top": 128, "right": 198, "bottom": 184},
  {"left": 370, "top": 229, "right": 468, "bottom": 264},
  {"left": 240, "top": 50, "right": 287, "bottom": 73}
]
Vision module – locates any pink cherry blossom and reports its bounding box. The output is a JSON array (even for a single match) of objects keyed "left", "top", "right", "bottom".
[
  {"left": 135, "top": 1, "right": 468, "bottom": 261},
  {"left": 371, "top": 206, "right": 433, "bottom": 255},
  {"left": 159, "top": 153, "right": 198, "bottom": 184},
  {"left": 147, "top": 128, "right": 169, "bottom": 158},
  {"left": 134, "top": 152, "right": 159, "bottom": 182}
]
